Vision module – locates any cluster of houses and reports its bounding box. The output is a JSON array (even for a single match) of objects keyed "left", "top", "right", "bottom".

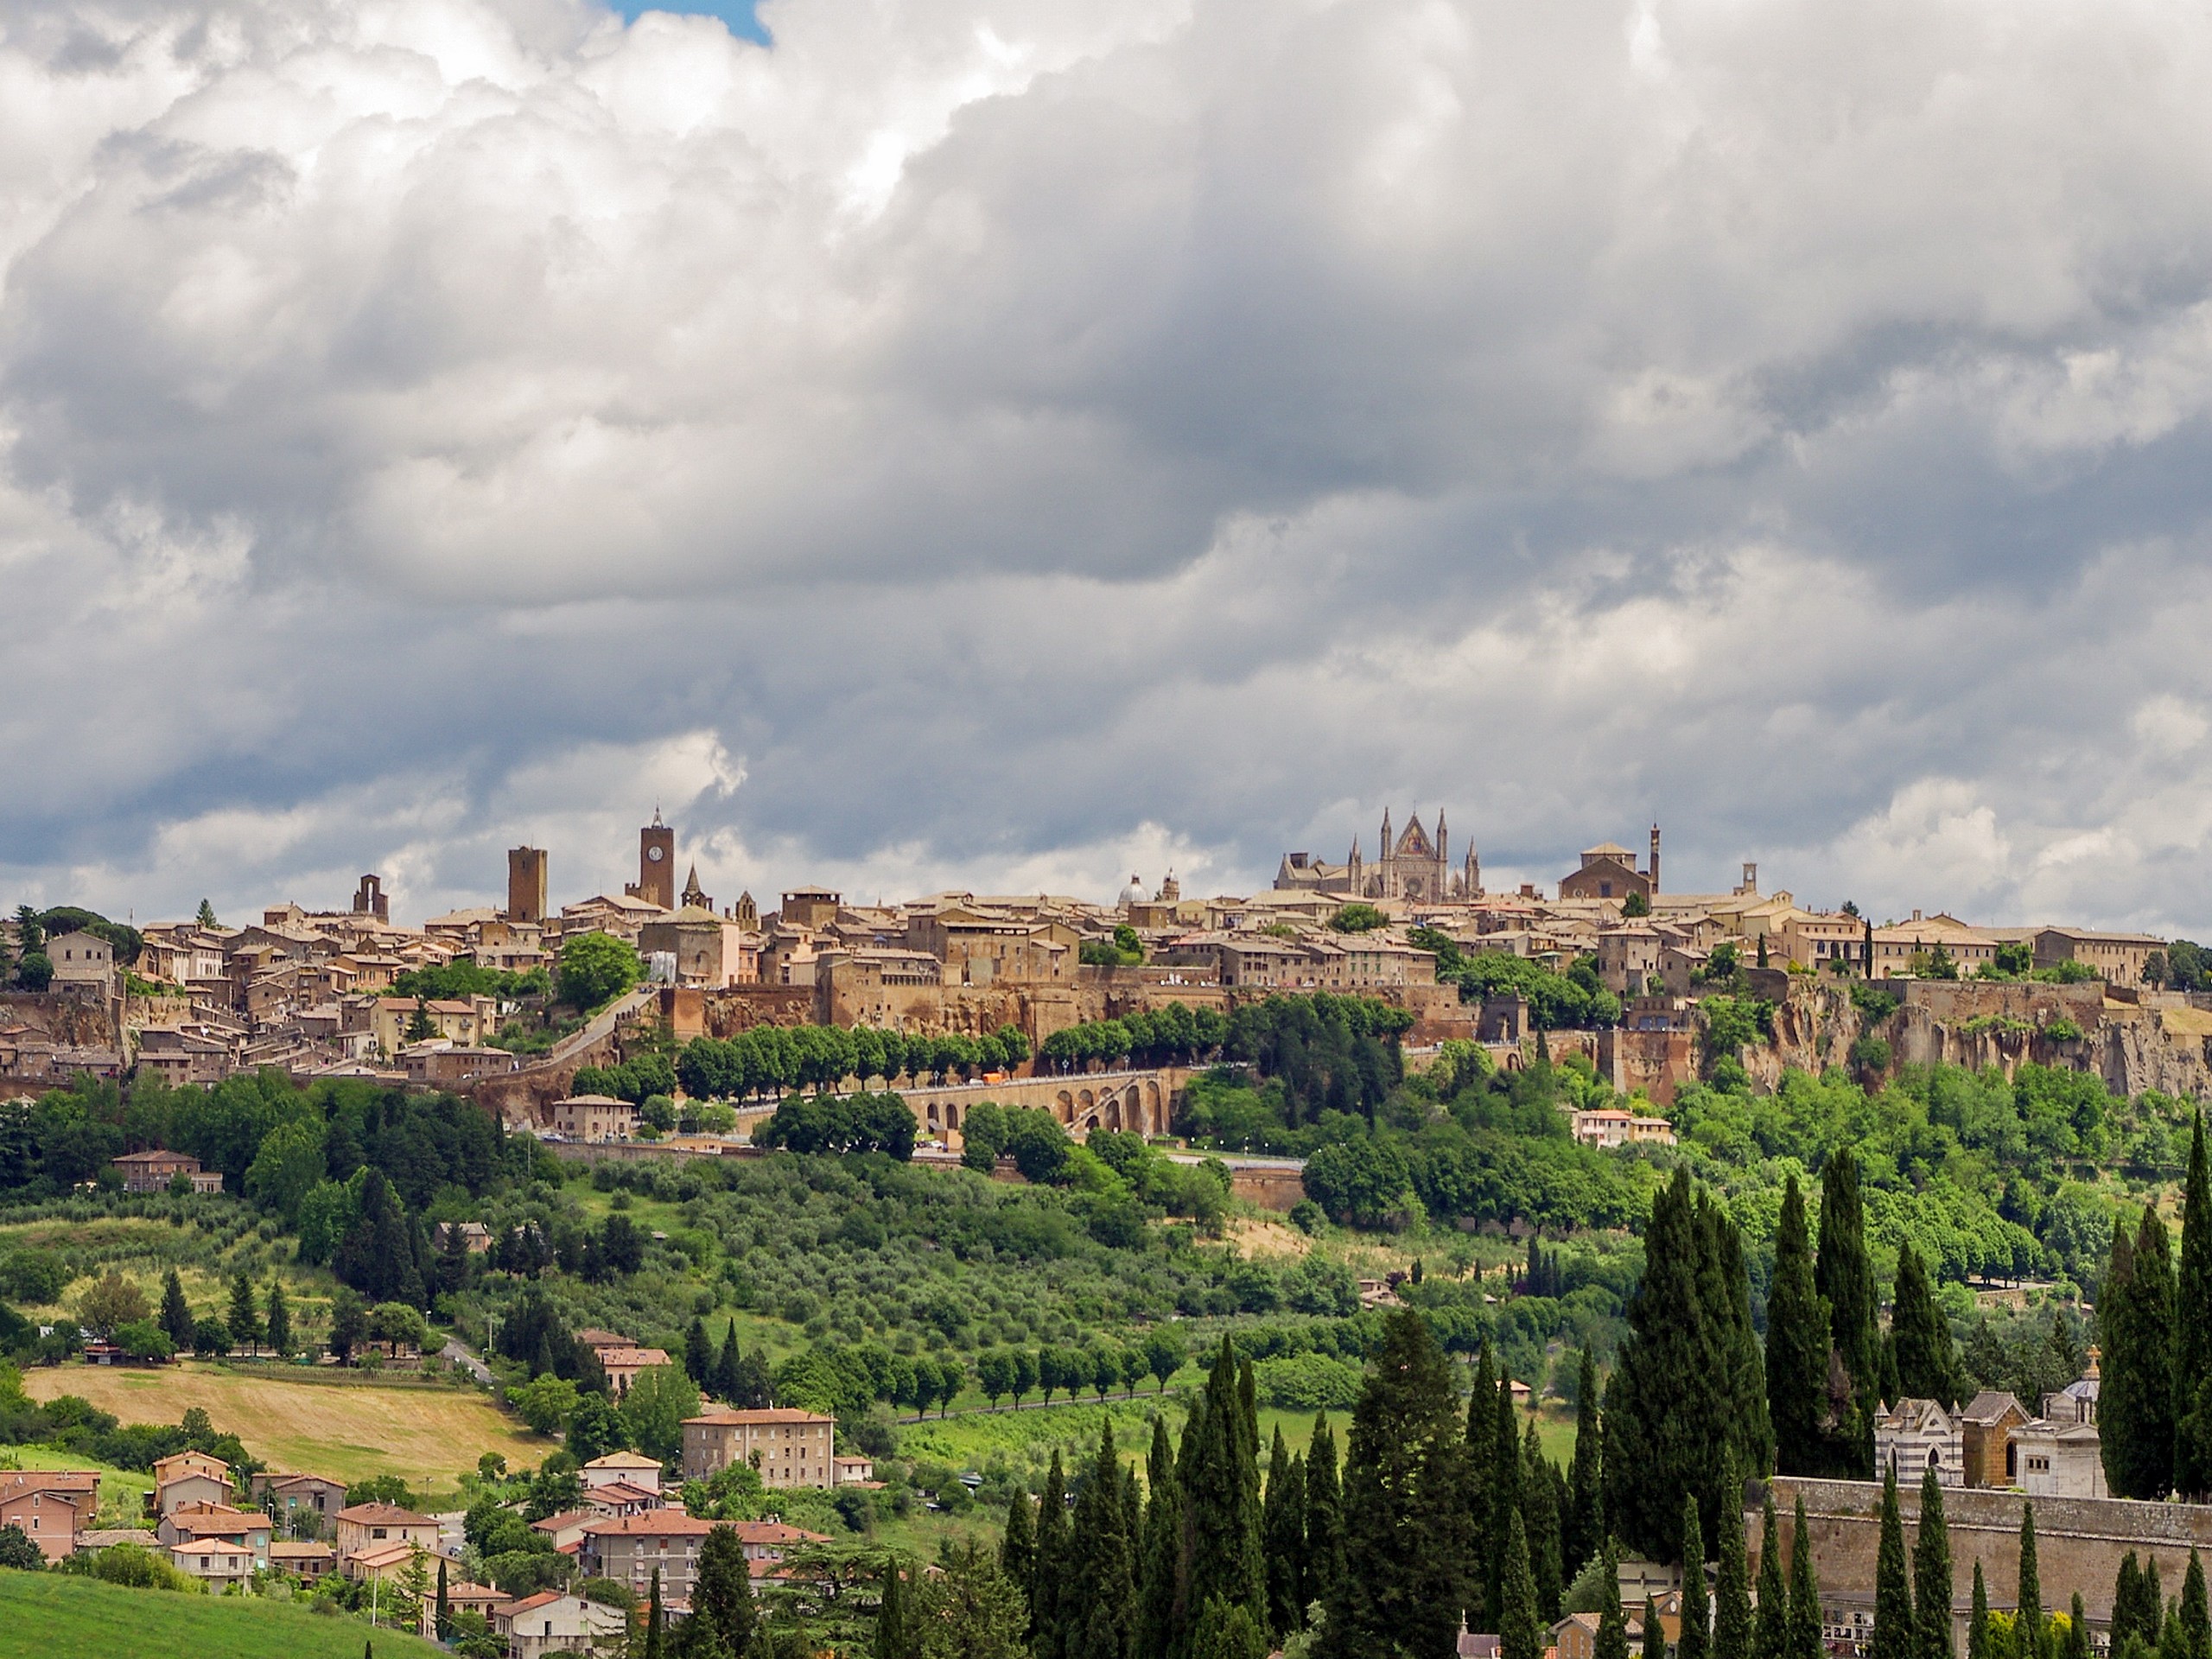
[
  {"left": 0, "top": 1412, "right": 854, "bottom": 1653},
  {"left": 1873, "top": 1360, "right": 2108, "bottom": 1498}
]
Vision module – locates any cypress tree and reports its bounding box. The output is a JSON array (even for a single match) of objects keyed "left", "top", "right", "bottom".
[
  {"left": 2114, "top": 1556, "right": 2145, "bottom": 1654},
  {"left": 693, "top": 1524, "right": 758, "bottom": 1658},
  {"left": 875, "top": 1562, "right": 910, "bottom": 1659},
  {"left": 2145, "top": 1557, "right": 2164, "bottom": 1645},
  {"left": 2017, "top": 1505, "right": 2044, "bottom": 1659},
  {"left": 264, "top": 1280, "right": 290, "bottom": 1357},
  {"left": 159, "top": 1270, "right": 193, "bottom": 1350},
  {"left": 1002, "top": 1486, "right": 1035, "bottom": 1593},
  {"left": 1525, "top": 1420, "right": 1566, "bottom": 1624},
  {"left": 1785, "top": 1497, "right": 1824, "bottom": 1659},
  {"left": 645, "top": 1563, "right": 664, "bottom": 1659},
  {"left": 2065, "top": 1595, "right": 2090, "bottom": 1659},
  {"left": 2181, "top": 1549, "right": 2209, "bottom": 1659},
  {"left": 1304, "top": 1414, "right": 1344, "bottom": 1622},
  {"left": 1139, "top": 1416, "right": 1185, "bottom": 1659},
  {"left": 1033, "top": 1451, "right": 1071, "bottom": 1658},
  {"left": 1968, "top": 1562, "right": 1989, "bottom": 1659},
  {"left": 2177, "top": 1116, "right": 2212, "bottom": 1500},
  {"left": 1815, "top": 1149, "right": 1879, "bottom": 1478},
  {"left": 1502, "top": 1513, "right": 1542, "bottom": 1659},
  {"left": 1596, "top": 1541, "right": 1630, "bottom": 1659},
  {"left": 1713, "top": 1459, "right": 1751, "bottom": 1659},
  {"left": 227, "top": 1271, "right": 261, "bottom": 1356},
  {"left": 1469, "top": 1344, "right": 1497, "bottom": 1629},
  {"left": 1568, "top": 1347, "right": 1605, "bottom": 1576},
  {"left": 1607, "top": 1169, "right": 1726, "bottom": 1560},
  {"left": 684, "top": 1317, "right": 715, "bottom": 1390},
  {"left": 1704, "top": 1192, "right": 1776, "bottom": 1489},
  {"left": 715, "top": 1318, "right": 744, "bottom": 1403},
  {"left": 1872, "top": 1465, "right": 1914, "bottom": 1659},
  {"left": 1646, "top": 1598, "right": 1668, "bottom": 1659},
  {"left": 1751, "top": 1494, "right": 1787, "bottom": 1659},
  {"left": 1914, "top": 1466, "right": 1954, "bottom": 1659},
  {"left": 2106, "top": 1209, "right": 2177, "bottom": 1500},
  {"left": 1891, "top": 1243, "right": 1960, "bottom": 1407},
  {"left": 1071, "top": 1421, "right": 1136, "bottom": 1659},
  {"left": 1768, "top": 1177, "right": 1833, "bottom": 1478},
  {"left": 1489, "top": 1370, "right": 1523, "bottom": 1620},
  {"left": 1186, "top": 1340, "right": 1266, "bottom": 1634},
  {"left": 2164, "top": 1612, "right": 2195, "bottom": 1659},
  {"left": 1319, "top": 1309, "right": 1472, "bottom": 1659},
  {"left": 435, "top": 1556, "right": 450, "bottom": 1641},
  {"left": 1262, "top": 1431, "right": 1307, "bottom": 1640},
  {"left": 1679, "top": 1491, "right": 1711, "bottom": 1659}
]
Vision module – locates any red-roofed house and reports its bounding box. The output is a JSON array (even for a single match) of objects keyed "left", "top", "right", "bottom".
[
  {"left": 578, "top": 1511, "right": 717, "bottom": 1600},
  {"left": 0, "top": 1471, "right": 98, "bottom": 1560},
  {"left": 680, "top": 1408, "right": 836, "bottom": 1486},
  {"left": 599, "top": 1347, "right": 672, "bottom": 1400},
  {"left": 493, "top": 1590, "right": 629, "bottom": 1659}
]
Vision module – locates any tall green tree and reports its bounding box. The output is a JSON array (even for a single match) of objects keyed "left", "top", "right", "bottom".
[
  {"left": 1968, "top": 1563, "right": 1990, "bottom": 1659},
  {"left": 1913, "top": 1467, "right": 1953, "bottom": 1659},
  {"left": 1185, "top": 1340, "right": 1266, "bottom": 1637},
  {"left": 1751, "top": 1495, "right": 1787, "bottom": 1659},
  {"left": 1467, "top": 1344, "right": 1498, "bottom": 1629},
  {"left": 1785, "top": 1497, "right": 1824, "bottom": 1659},
  {"left": 1767, "top": 1176, "right": 1833, "bottom": 1477},
  {"left": 1487, "top": 1371, "right": 1523, "bottom": 1622},
  {"left": 2104, "top": 1210, "right": 2177, "bottom": 1499},
  {"left": 1501, "top": 1513, "right": 1542, "bottom": 1659},
  {"left": 1262, "top": 1430, "right": 1307, "bottom": 1640},
  {"left": 1138, "top": 1418, "right": 1183, "bottom": 1659},
  {"left": 692, "top": 1523, "right": 758, "bottom": 1658},
  {"left": 1815, "top": 1148, "right": 1879, "bottom": 1477},
  {"left": 2179, "top": 1116, "right": 2212, "bottom": 1500},
  {"left": 2065, "top": 1595, "right": 2090, "bottom": 1659},
  {"left": 645, "top": 1566, "right": 666, "bottom": 1659},
  {"left": 1872, "top": 1465, "right": 1915, "bottom": 1659},
  {"left": 435, "top": 1557, "right": 450, "bottom": 1642},
  {"left": 1033, "top": 1451, "right": 1071, "bottom": 1658},
  {"left": 1607, "top": 1170, "right": 1769, "bottom": 1559},
  {"left": 1596, "top": 1542, "right": 1631, "bottom": 1659},
  {"left": 2017, "top": 1504, "right": 2044, "bottom": 1659},
  {"left": 1679, "top": 1492, "right": 1710, "bottom": 1659},
  {"left": 1319, "top": 1308, "right": 1472, "bottom": 1659},
  {"left": 1645, "top": 1598, "right": 1668, "bottom": 1659},
  {"left": 1001, "top": 1489, "right": 1034, "bottom": 1593},
  {"left": 1890, "top": 1242, "right": 1960, "bottom": 1407},
  {"left": 264, "top": 1280, "right": 291, "bottom": 1357},
  {"left": 1304, "top": 1414, "right": 1344, "bottom": 1624},
  {"left": 1527, "top": 1434, "right": 1567, "bottom": 1624},
  {"left": 1567, "top": 1348, "right": 1605, "bottom": 1576},
  {"left": 159, "top": 1269, "right": 193, "bottom": 1350},
  {"left": 1713, "top": 1458, "right": 1751, "bottom": 1659},
  {"left": 1070, "top": 1421, "right": 1136, "bottom": 1659},
  {"left": 227, "top": 1271, "right": 261, "bottom": 1356},
  {"left": 2180, "top": 1550, "right": 2209, "bottom": 1659}
]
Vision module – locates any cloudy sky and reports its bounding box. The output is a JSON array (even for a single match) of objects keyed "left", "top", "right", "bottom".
[{"left": 7, "top": 0, "right": 2212, "bottom": 932}]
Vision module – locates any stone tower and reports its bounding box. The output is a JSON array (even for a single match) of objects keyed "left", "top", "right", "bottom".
[
  {"left": 632, "top": 812, "right": 677, "bottom": 911},
  {"left": 506, "top": 846, "right": 548, "bottom": 924}
]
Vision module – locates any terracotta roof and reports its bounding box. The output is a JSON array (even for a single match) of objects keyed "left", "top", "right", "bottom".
[
  {"left": 531, "top": 1509, "right": 596, "bottom": 1533},
  {"left": 733, "top": 1521, "right": 831, "bottom": 1545},
  {"left": 348, "top": 1541, "right": 421, "bottom": 1570},
  {"left": 270, "top": 1541, "right": 335, "bottom": 1559},
  {"left": 171, "top": 1539, "right": 256, "bottom": 1560},
  {"left": 600, "top": 1347, "right": 671, "bottom": 1369},
  {"left": 583, "top": 1452, "right": 663, "bottom": 1470},
  {"left": 582, "top": 1512, "right": 716, "bottom": 1536},
  {"left": 496, "top": 1590, "right": 568, "bottom": 1617},
  {"left": 682, "top": 1408, "right": 835, "bottom": 1427},
  {"left": 336, "top": 1502, "right": 434, "bottom": 1526}
]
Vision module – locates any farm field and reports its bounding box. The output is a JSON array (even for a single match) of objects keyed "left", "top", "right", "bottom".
[
  {"left": 0, "top": 1570, "right": 442, "bottom": 1659},
  {"left": 20, "top": 1363, "right": 544, "bottom": 1493}
]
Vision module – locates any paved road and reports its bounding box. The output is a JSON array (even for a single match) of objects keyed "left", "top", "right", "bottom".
[{"left": 441, "top": 1338, "right": 493, "bottom": 1385}]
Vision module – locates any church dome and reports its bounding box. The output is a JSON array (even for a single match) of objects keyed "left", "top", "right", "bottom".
[{"left": 1117, "top": 874, "right": 1145, "bottom": 909}]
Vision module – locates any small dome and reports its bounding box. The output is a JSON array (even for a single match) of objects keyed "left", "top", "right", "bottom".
[{"left": 1117, "top": 874, "right": 1145, "bottom": 908}]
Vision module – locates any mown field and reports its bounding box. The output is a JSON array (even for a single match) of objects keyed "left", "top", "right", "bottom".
[
  {"left": 0, "top": 1570, "right": 443, "bottom": 1659},
  {"left": 20, "top": 1363, "right": 544, "bottom": 1492}
]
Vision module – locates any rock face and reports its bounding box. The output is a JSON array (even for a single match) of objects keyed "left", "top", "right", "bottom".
[{"left": 1741, "top": 979, "right": 2212, "bottom": 1099}]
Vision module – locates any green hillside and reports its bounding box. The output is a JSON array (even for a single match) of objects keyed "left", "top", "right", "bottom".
[{"left": 0, "top": 1571, "right": 443, "bottom": 1659}]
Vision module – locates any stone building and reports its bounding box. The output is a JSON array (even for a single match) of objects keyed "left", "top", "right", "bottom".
[
  {"left": 1873, "top": 1397, "right": 1965, "bottom": 1486},
  {"left": 1274, "top": 808, "right": 1477, "bottom": 901}
]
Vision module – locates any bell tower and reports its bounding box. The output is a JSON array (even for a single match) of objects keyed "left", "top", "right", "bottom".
[{"left": 631, "top": 811, "right": 677, "bottom": 910}]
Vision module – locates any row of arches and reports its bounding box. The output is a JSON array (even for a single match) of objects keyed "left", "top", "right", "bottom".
[{"left": 913, "top": 1077, "right": 1169, "bottom": 1139}]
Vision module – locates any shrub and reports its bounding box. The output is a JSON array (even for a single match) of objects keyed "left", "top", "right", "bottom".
[
  {"left": 1849, "top": 1035, "right": 1892, "bottom": 1077},
  {"left": 1252, "top": 1353, "right": 1364, "bottom": 1411},
  {"left": 2045, "top": 1019, "right": 2084, "bottom": 1043}
]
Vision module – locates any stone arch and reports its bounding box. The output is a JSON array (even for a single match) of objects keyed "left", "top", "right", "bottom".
[
  {"left": 925, "top": 1103, "right": 941, "bottom": 1132},
  {"left": 944, "top": 1103, "right": 961, "bottom": 1131},
  {"left": 1077, "top": 1089, "right": 1094, "bottom": 1116},
  {"left": 1055, "top": 1090, "right": 1074, "bottom": 1123}
]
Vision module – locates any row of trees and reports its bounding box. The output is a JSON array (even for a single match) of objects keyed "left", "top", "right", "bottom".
[
  {"left": 2098, "top": 1116, "right": 2212, "bottom": 1499},
  {"left": 677, "top": 1024, "right": 1032, "bottom": 1100}
]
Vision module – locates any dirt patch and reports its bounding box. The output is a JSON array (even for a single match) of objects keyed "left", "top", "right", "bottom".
[
  {"left": 22, "top": 1363, "right": 544, "bottom": 1492},
  {"left": 1227, "top": 1217, "right": 1313, "bottom": 1260}
]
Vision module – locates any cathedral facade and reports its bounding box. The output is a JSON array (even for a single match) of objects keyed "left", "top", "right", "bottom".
[{"left": 1274, "top": 808, "right": 1478, "bottom": 901}]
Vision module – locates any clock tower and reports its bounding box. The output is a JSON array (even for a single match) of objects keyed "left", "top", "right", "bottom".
[{"left": 632, "top": 812, "right": 677, "bottom": 911}]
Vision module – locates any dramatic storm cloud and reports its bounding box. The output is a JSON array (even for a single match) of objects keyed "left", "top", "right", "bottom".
[{"left": 7, "top": 0, "right": 2212, "bottom": 929}]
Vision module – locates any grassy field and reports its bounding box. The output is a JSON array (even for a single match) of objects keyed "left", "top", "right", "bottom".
[
  {"left": 0, "top": 1570, "right": 443, "bottom": 1659},
  {"left": 21, "top": 1363, "right": 546, "bottom": 1492}
]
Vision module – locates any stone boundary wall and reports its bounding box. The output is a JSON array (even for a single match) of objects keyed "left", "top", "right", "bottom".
[{"left": 1762, "top": 1476, "right": 2212, "bottom": 1626}]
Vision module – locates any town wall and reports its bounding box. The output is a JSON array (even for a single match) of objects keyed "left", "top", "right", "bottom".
[{"left": 1760, "top": 1476, "right": 2212, "bottom": 1628}]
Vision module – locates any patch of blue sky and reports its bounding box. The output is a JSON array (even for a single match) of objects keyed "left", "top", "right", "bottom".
[{"left": 609, "top": 1, "right": 771, "bottom": 45}]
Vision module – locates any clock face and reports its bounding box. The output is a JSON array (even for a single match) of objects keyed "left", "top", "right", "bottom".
[{"left": 648, "top": 846, "right": 665, "bottom": 862}]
